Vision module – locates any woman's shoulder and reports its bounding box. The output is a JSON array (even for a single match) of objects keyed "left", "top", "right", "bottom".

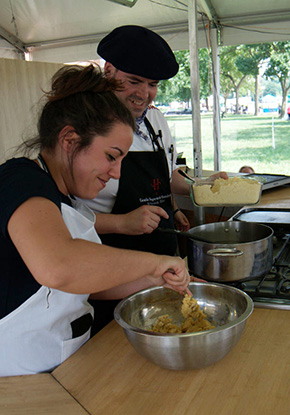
[
  {"left": 0, "top": 157, "right": 62, "bottom": 210},
  {"left": 0, "top": 157, "right": 40, "bottom": 175},
  {"left": 0, "top": 157, "right": 56, "bottom": 191}
]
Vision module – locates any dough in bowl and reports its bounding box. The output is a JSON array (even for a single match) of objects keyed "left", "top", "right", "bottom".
[{"left": 151, "top": 295, "right": 215, "bottom": 334}]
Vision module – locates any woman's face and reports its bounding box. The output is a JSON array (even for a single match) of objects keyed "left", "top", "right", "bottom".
[{"left": 68, "top": 122, "right": 133, "bottom": 199}]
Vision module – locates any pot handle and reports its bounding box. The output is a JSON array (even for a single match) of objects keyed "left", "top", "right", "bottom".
[{"left": 207, "top": 248, "right": 244, "bottom": 257}]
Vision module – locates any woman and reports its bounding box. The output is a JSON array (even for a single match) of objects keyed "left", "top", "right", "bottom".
[{"left": 0, "top": 64, "right": 191, "bottom": 377}]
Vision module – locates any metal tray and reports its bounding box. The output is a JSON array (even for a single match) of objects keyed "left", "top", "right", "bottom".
[{"left": 231, "top": 208, "right": 290, "bottom": 231}]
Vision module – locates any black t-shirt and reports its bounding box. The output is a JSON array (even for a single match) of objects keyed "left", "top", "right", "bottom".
[{"left": 0, "top": 157, "right": 71, "bottom": 319}]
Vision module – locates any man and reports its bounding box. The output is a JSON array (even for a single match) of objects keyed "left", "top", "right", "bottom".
[{"left": 82, "top": 25, "right": 190, "bottom": 256}]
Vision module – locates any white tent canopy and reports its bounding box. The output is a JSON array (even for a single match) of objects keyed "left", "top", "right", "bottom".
[
  {"left": 1, "top": 0, "right": 290, "bottom": 178},
  {"left": 1, "top": 0, "right": 289, "bottom": 224},
  {"left": 0, "top": 0, "right": 290, "bottom": 63}
]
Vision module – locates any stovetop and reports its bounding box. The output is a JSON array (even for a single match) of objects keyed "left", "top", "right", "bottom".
[
  {"left": 187, "top": 208, "right": 290, "bottom": 310},
  {"left": 229, "top": 233, "right": 290, "bottom": 310},
  {"left": 227, "top": 208, "right": 290, "bottom": 310}
]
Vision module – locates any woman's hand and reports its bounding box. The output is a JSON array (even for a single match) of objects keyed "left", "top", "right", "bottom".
[{"left": 147, "top": 255, "right": 190, "bottom": 294}]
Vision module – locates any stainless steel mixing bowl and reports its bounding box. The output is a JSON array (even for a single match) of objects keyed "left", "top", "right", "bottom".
[{"left": 114, "top": 282, "right": 253, "bottom": 370}]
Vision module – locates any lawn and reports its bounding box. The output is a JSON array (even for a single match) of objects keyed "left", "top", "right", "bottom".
[{"left": 165, "top": 113, "right": 290, "bottom": 175}]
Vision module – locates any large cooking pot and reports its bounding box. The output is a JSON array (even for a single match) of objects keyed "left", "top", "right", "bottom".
[{"left": 186, "top": 221, "right": 273, "bottom": 282}]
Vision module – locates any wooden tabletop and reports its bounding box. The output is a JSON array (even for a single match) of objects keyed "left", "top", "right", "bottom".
[
  {"left": 0, "top": 373, "right": 89, "bottom": 415},
  {"left": 258, "top": 186, "right": 290, "bottom": 207},
  {"left": 2, "top": 185, "right": 290, "bottom": 414},
  {"left": 52, "top": 308, "right": 290, "bottom": 415}
]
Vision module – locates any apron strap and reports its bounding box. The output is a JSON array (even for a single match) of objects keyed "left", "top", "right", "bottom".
[
  {"left": 37, "top": 154, "right": 49, "bottom": 173},
  {"left": 144, "top": 117, "right": 163, "bottom": 151}
]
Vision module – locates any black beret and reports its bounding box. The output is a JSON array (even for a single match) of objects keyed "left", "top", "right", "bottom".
[{"left": 97, "top": 25, "right": 179, "bottom": 80}]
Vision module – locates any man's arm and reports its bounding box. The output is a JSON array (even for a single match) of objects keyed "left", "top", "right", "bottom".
[
  {"left": 171, "top": 168, "right": 229, "bottom": 195},
  {"left": 171, "top": 168, "right": 191, "bottom": 195},
  {"left": 171, "top": 194, "right": 190, "bottom": 232},
  {"left": 94, "top": 205, "right": 169, "bottom": 235}
]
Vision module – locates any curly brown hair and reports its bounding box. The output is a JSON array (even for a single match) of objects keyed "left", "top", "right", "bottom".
[{"left": 22, "top": 63, "right": 135, "bottom": 158}]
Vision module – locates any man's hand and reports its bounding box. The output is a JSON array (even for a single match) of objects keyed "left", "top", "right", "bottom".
[
  {"left": 120, "top": 205, "right": 169, "bottom": 235},
  {"left": 174, "top": 210, "right": 190, "bottom": 232},
  {"left": 209, "top": 171, "right": 228, "bottom": 180}
]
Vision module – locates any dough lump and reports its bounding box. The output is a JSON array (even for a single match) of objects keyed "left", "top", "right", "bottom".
[{"left": 151, "top": 295, "right": 215, "bottom": 334}]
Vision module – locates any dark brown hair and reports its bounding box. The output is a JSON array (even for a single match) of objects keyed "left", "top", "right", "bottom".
[{"left": 22, "top": 63, "right": 135, "bottom": 157}]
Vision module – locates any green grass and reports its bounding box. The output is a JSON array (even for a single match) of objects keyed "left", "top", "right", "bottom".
[{"left": 165, "top": 113, "right": 290, "bottom": 175}]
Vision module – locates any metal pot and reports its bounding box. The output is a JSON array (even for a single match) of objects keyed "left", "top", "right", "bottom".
[{"left": 186, "top": 221, "right": 273, "bottom": 282}]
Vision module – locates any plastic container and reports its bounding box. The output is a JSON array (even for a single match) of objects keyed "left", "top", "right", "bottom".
[{"left": 189, "top": 176, "right": 262, "bottom": 207}]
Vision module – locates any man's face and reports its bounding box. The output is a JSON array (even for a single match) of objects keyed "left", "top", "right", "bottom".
[{"left": 105, "top": 63, "right": 159, "bottom": 118}]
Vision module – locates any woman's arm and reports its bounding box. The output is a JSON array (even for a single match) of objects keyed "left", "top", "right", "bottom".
[
  {"left": 90, "top": 277, "right": 154, "bottom": 300},
  {"left": 8, "top": 197, "right": 190, "bottom": 295}
]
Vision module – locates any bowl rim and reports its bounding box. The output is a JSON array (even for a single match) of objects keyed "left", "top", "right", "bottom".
[{"left": 114, "top": 282, "right": 254, "bottom": 338}]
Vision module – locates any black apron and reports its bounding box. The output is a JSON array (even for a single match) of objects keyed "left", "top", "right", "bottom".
[
  {"left": 100, "top": 118, "right": 177, "bottom": 255},
  {"left": 90, "top": 119, "right": 177, "bottom": 337}
]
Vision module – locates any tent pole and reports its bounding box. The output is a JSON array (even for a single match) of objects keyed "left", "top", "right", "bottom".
[
  {"left": 188, "top": 0, "right": 204, "bottom": 225},
  {"left": 188, "top": 0, "right": 202, "bottom": 178},
  {"left": 210, "top": 27, "right": 221, "bottom": 171}
]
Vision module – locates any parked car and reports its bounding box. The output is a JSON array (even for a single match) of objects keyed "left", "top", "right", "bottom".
[
  {"left": 181, "top": 108, "right": 192, "bottom": 114},
  {"left": 164, "top": 109, "right": 183, "bottom": 115},
  {"left": 165, "top": 108, "right": 192, "bottom": 116}
]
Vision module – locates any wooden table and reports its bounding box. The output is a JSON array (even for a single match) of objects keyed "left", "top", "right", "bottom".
[
  {"left": 258, "top": 186, "right": 290, "bottom": 207},
  {"left": 52, "top": 308, "right": 290, "bottom": 415},
  {"left": 0, "top": 373, "right": 88, "bottom": 414},
  {"left": 2, "top": 185, "right": 290, "bottom": 414}
]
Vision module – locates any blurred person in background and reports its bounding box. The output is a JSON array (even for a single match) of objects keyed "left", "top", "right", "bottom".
[{"left": 239, "top": 166, "right": 255, "bottom": 174}]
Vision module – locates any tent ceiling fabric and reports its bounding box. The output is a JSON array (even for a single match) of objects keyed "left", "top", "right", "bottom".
[{"left": 0, "top": 0, "right": 290, "bottom": 63}]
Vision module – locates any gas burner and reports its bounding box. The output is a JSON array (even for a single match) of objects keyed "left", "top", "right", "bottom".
[
  {"left": 218, "top": 232, "right": 290, "bottom": 310},
  {"left": 221, "top": 275, "right": 290, "bottom": 310},
  {"left": 222, "top": 209, "right": 290, "bottom": 309}
]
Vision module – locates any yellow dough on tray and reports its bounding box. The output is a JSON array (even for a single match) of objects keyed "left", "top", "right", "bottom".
[
  {"left": 192, "top": 176, "right": 261, "bottom": 206},
  {"left": 151, "top": 295, "right": 215, "bottom": 334}
]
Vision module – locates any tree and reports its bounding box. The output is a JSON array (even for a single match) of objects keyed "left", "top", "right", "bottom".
[
  {"left": 262, "top": 79, "right": 281, "bottom": 96},
  {"left": 263, "top": 41, "right": 290, "bottom": 118},
  {"left": 198, "top": 48, "right": 212, "bottom": 110},
  {"left": 219, "top": 46, "right": 246, "bottom": 113},
  {"left": 219, "top": 46, "right": 256, "bottom": 114},
  {"left": 156, "top": 50, "right": 192, "bottom": 106},
  {"left": 156, "top": 49, "right": 211, "bottom": 108},
  {"left": 234, "top": 43, "right": 271, "bottom": 115},
  {"left": 219, "top": 75, "right": 234, "bottom": 113}
]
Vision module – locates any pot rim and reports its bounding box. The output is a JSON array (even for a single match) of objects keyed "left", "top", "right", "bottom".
[{"left": 187, "top": 221, "right": 274, "bottom": 245}]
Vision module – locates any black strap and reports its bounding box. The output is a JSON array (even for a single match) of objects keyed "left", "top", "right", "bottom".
[
  {"left": 144, "top": 117, "right": 163, "bottom": 151},
  {"left": 37, "top": 154, "right": 50, "bottom": 174}
]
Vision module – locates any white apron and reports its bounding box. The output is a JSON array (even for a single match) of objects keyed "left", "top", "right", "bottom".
[{"left": 0, "top": 200, "right": 101, "bottom": 377}]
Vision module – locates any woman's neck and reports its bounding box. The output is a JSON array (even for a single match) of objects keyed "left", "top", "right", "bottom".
[{"left": 37, "top": 152, "right": 69, "bottom": 196}]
